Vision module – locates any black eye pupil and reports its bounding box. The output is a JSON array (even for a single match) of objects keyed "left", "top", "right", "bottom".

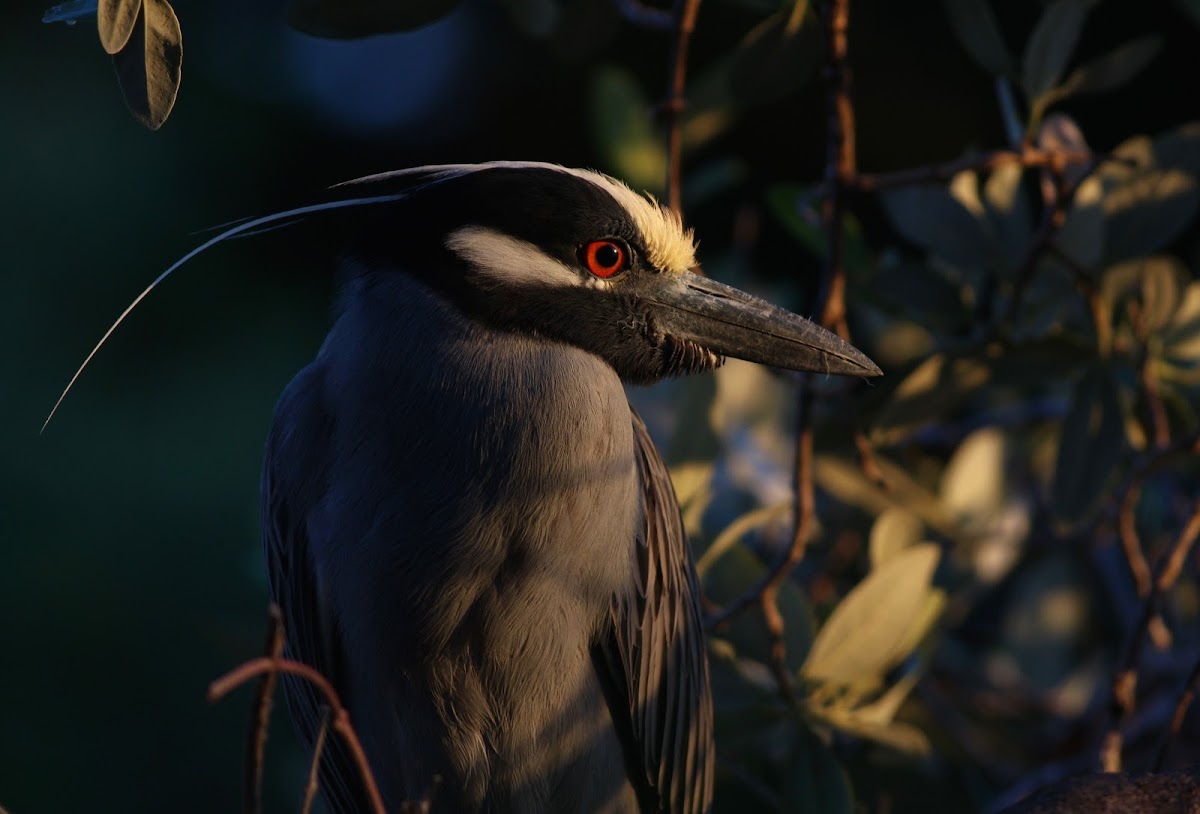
[{"left": 597, "top": 244, "right": 620, "bottom": 267}]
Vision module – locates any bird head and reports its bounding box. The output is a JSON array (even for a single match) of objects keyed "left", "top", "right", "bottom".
[
  {"left": 339, "top": 162, "right": 882, "bottom": 385},
  {"left": 44, "top": 161, "right": 882, "bottom": 430}
]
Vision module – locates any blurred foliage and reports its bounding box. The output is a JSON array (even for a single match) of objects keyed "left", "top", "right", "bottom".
[{"left": 14, "top": 0, "right": 1200, "bottom": 812}]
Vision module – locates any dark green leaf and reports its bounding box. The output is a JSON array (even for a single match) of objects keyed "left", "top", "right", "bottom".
[
  {"left": 1173, "top": 0, "right": 1200, "bottom": 29},
  {"left": 289, "top": 0, "right": 461, "bottom": 37},
  {"left": 1021, "top": 0, "right": 1098, "bottom": 102},
  {"left": 1104, "top": 169, "right": 1200, "bottom": 262},
  {"left": 1057, "top": 35, "right": 1162, "bottom": 98},
  {"left": 728, "top": 2, "right": 822, "bottom": 107},
  {"left": 1155, "top": 121, "right": 1200, "bottom": 174},
  {"left": 766, "top": 184, "right": 872, "bottom": 274},
  {"left": 1052, "top": 365, "right": 1124, "bottom": 521},
  {"left": 98, "top": 0, "right": 141, "bottom": 54},
  {"left": 111, "top": 0, "right": 181, "bottom": 131},
  {"left": 704, "top": 547, "right": 815, "bottom": 671},
  {"left": 879, "top": 184, "right": 991, "bottom": 271},
  {"left": 940, "top": 0, "right": 1014, "bottom": 76},
  {"left": 872, "top": 353, "right": 991, "bottom": 441}
]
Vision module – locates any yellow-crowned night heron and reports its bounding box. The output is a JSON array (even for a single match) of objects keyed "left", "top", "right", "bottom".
[{"left": 257, "top": 162, "right": 880, "bottom": 813}]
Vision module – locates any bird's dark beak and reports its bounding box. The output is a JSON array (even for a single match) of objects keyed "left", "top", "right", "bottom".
[{"left": 647, "top": 273, "right": 882, "bottom": 377}]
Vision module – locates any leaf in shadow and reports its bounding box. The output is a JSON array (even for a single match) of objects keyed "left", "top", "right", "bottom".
[{"left": 1052, "top": 365, "right": 1123, "bottom": 522}]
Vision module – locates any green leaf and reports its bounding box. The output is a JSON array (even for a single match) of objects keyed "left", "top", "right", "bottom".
[
  {"left": 289, "top": 0, "right": 462, "bottom": 37},
  {"left": 801, "top": 544, "right": 941, "bottom": 684},
  {"left": 705, "top": 547, "right": 816, "bottom": 671},
  {"left": 766, "top": 184, "right": 872, "bottom": 273},
  {"left": 1104, "top": 169, "right": 1200, "bottom": 262},
  {"left": 98, "top": 0, "right": 141, "bottom": 54},
  {"left": 1021, "top": 0, "right": 1098, "bottom": 102},
  {"left": 941, "top": 0, "right": 1014, "bottom": 76},
  {"left": 1052, "top": 365, "right": 1124, "bottom": 521},
  {"left": 728, "top": 1, "right": 821, "bottom": 108},
  {"left": 111, "top": 0, "right": 181, "bottom": 131},
  {"left": 868, "top": 507, "right": 923, "bottom": 570},
  {"left": 879, "top": 184, "right": 991, "bottom": 272},
  {"left": 1057, "top": 35, "right": 1163, "bottom": 99},
  {"left": 871, "top": 353, "right": 991, "bottom": 442},
  {"left": 589, "top": 67, "right": 666, "bottom": 194}
]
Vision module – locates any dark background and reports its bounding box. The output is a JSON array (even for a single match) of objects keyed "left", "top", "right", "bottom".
[{"left": 4, "top": 0, "right": 1200, "bottom": 811}]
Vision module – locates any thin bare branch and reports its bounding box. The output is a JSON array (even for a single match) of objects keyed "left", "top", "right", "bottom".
[
  {"left": 851, "top": 147, "right": 1099, "bottom": 193},
  {"left": 244, "top": 605, "right": 285, "bottom": 814},
  {"left": 1101, "top": 496, "right": 1200, "bottom": 772},
  {"left": 662, "top": 0, "right": 703, "bottom": 215},
  {"left": 301, "top": 707, "right": 333, "bottom": 814},
  {"left": 210, "top": 657, "right": 388, "bottom": 814}
]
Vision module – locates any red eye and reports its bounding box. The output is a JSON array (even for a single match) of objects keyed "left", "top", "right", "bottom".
[{"left": 582, "top": 240, "right": 628, "bottom": 278}]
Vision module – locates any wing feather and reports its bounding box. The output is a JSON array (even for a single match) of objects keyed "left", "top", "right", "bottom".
[
  {"left": 261, "top": 368, "right": 369, "bottom": 814},
  {"left": 597, "top": 408, "right": 715, "bottom": 813}
]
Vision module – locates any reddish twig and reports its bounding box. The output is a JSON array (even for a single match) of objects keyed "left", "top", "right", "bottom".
[
  {"left": 244, "top": 606, "right": 285, "bottom": 814},
  {"left": 1109, "top": 432, "right": 1200, "bottom": 603},
  {"left": 210, "top": 657, "right": 388, "bottom": 814},
  {"left": 662, "top": 0, "right": 703, "bottom": 215},
  {"left": 301, "top": 707, "right": 334, "bottom": 814},
  {"left": 1101, "top": 496, "right": 1200, "bottom": 772}
]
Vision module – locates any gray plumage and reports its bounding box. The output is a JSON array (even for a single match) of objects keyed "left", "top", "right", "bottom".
[{"left": 260, "top": 162, "right": 880, "bottom": 813}]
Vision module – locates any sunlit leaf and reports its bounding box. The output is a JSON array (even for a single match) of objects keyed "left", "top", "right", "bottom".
[
  {"left": 941, "top": 428, "right": 1006, "bottom": 525},
  {"left": 1162, "top": 282, "right": 1200, "bottom": 364},
  {"left": 868, "top": 507, "right": 923, "bottom": 570},
  {"left": 589, "top": 66, "right": 666, "bottom": 194},
  {"left": 1056, "top": 35, "right": 1162, "bottom": 99},
  {"left": 872, "top": 353, "right": 991, "bottom": 440},
  {"left": 801, "top": 544, "right": 941, "bottom": 683},
  {"left": 1052, "top": 365, "right": 1124, "bottom": 521},
  {"left": 1104, "top": 169, "right": 1200, "bottom": 262},
  {"left": 814, "top": 455, "right": 956, "bottom": 539},
  {"left": 879, "top": 184, "right": 991, "bottom": 272},
  {"left": 1021, "top": 0, "right": 1098, "bottom": 103},
  {"left": 812, "top": 703, "right": 933, "bottom": 755},
  {"left": 940, "top": 0, "right": 1014, "bottom": 76},
  {"left": 111, "top": 0, "right": 181, "bottom": 131},
  {"left": 1037, "top": 112, "right": 1091, "bottom": 188},
  {"left": 98, "top": 0, "right": 140, "bottom": 54},
  {"left": 1100, "top": 256, "right": 1188, "bottom": 335},
  {"left": 289, "top": 0, "right": 462, "bottom": 36}
]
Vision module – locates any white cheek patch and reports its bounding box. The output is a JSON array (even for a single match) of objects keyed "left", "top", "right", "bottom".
[{"left": 445, "top": 226, "right": 587, "bottom": 290}]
